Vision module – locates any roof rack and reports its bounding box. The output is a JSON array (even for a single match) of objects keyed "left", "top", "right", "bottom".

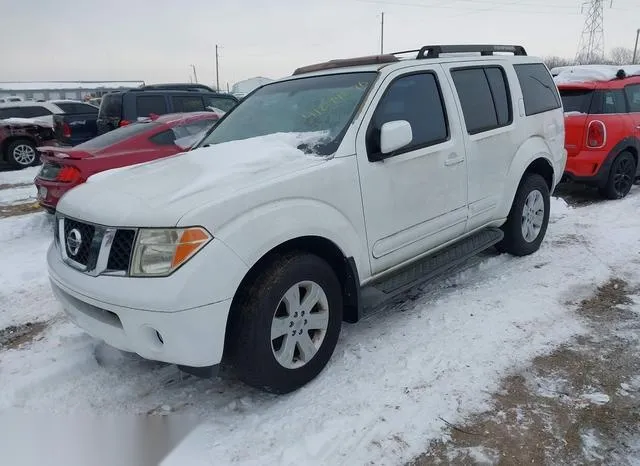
[
  {"left": 138, "top": 83, "right": 217, "bottom": 93},
  {"left": 292, "top": 54, "right": 399, "bottom": 75},
  {"left": 393, "top": 44, "right": 527, "bottom": 59}
]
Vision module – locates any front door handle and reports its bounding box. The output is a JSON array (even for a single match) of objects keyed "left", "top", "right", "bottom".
[{"left": 445, "top": 155, "right": 464, "bottom": 166}]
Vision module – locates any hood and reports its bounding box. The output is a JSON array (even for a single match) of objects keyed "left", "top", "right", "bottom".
[{"left": 56, "top": 132, "right": 330, "bottom": 227}]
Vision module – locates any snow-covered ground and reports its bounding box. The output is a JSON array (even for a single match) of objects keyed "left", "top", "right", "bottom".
[{"left": 1, "top": 168, "right": 640, "bottom": 466}]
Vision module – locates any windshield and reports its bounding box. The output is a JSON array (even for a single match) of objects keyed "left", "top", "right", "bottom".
[{"left": 197, "top": 72, "right": 377, "bottom": 155}]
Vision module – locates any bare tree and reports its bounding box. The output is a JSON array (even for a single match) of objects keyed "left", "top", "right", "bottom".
[
  {"left": 608, "top": 47, "right": 634, "bottom": 65},
  {"left": 544, "top": 56, "right": 573, "bottom": 69}
]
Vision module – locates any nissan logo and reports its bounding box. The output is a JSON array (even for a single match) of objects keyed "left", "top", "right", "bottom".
[{"left": 66, "top": 228, "right": 82, "bottom": 256}]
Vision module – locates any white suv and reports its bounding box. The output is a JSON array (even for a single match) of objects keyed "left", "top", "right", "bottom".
[{"left": 47, "top": 44, "right": 566, "bottom": 393}]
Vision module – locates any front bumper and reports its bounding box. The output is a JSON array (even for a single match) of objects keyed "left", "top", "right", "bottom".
[{"left": 47, "top": 239, "right": 248, "bottom": 367}]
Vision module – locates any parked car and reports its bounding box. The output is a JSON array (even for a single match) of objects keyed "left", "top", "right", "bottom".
[
  {"left": 96, "top": 85, "right": 239, "bottom": 135},
  {"left": 0, "top": 100, "right": 100, "bottom": 147},
  {"left": 0, "top": 118, "right": 56, "bottom": 168},
  {"left": 34, "top": 112, "right": 219, "bottom": 213},
  {"left": 555, "top": 65, "right": 640, "bottom": 199},
  {"left": 47, "top": 44, "right": 566, "bottom": 394}
]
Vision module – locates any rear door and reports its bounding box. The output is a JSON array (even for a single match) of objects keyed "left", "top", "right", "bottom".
[{"left": 442, "top": 61, "right": 515, "bottom": 230}]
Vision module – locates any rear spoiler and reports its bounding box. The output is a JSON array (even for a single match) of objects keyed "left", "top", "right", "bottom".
[{"left": 37, "top": 145, "right": 92, "bottom": 160}]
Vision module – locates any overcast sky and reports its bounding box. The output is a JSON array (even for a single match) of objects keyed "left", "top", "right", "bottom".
[{"left": 2, "top": 0, "right": 639, "bottom": 88}]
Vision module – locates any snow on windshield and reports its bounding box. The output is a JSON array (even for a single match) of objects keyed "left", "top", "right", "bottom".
[{"left": 554, "top": 65, "right": 640, "bottom": 84}]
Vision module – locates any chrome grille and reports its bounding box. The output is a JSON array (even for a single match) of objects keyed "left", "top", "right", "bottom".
[{"left": 56, "top": 216, "right": 137, "bottom": 276}]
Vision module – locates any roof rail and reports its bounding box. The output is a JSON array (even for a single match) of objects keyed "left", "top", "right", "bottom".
[
  {"left": 293, "top": 54, "right": 400, "bottom": 75},
  {"left": 392, "top": 44, "right": 527, "bottom": 59},
  {"left": 138, "top": 83, "right": 217, "bottom": 93}
]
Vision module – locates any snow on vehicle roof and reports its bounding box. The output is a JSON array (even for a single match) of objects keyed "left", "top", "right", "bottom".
[
  {"left": 0, "top": 81, "right": 145, "bottom": 91},
  {"left": 554, "top": 65, "right": 640, "bottom": 85}
]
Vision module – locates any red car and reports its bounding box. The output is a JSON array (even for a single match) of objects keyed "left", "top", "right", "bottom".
[
  {"left": 556, "top": 66, "right": 640, "bottom": 199},
  {"left": 34, "top": 112, "right": 219, "bottom": 212}
]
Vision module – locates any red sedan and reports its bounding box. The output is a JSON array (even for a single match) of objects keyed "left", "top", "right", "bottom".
[{"left": 34, "top": 112, "right": 219, "bottom": 212}]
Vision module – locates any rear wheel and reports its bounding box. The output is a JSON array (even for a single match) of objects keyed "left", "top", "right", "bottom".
[
  {"left": 599, "top": 151, "right": 636, "bottom": 200},
  {"left": 7, "top": 139, "right": 39, "bottom": 169},
  {"left": 226, "top": 252, "right": 343, "bottom": 394},
  {"left": 496, "top": 173, "right": 550, "bottom": 256}
]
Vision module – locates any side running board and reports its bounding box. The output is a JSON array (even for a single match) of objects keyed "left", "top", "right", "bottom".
[{"left": 361, "top": 227, "right": 504, "bottom": 310}]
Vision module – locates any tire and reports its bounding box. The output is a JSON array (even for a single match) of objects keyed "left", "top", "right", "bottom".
[
  {"left": 7, "top": 139, "right": 39, "bottom": 169},
  {"left": 225, "top": 252, "right": 343, "bottom": 394},
  {"left": 496, "top": 173, "right": 551, "bottom": 256},
  {"left": 598, "top": 151, "right": 636, "bottom": 200}
]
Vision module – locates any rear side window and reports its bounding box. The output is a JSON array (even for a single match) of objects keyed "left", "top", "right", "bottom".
[
  {"left": 451, "top": 66, "right": 512, "bottom": 134},
  {"left": 625, "top": 84, "right": 640, "bottom": 112},
  {"left": 367, "top": 72, "right": 449, "bottom": 157},
  {"left": 172, "top": 96, "right": 205, "bottom": 112},
  {"left": 77, "top": 122, "right": 160, "bottom": 150},
  {"left": 149, "top": 119, "right": 216, "bottom": 146},
  {"left": 513, "top": 63, "right": 561, "bottom": 116},
  {"left": 589, "top": 89, "right": 627, "bottom": 114},
  {"left": 205, "top": 96, "right": 237, "bottom": 112},
  {"left": 99, "top": 94, "right": 123, "bottom": 118},
  {"left": 136, "top": 95, "right": 167, "bottom": 117},
  {"left": 559, "top": 89, "right": 593, "bottom": 113},
  {"left": 56, "top": 102, "right": 99, "bottom": 114}
]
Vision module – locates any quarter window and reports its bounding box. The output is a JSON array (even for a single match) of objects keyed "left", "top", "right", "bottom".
[
  {"left": 513, "top": 63, "right": 561, "bottom": 116},
  {"left": 367, "top": 72, "right": 449, "bottom": 158},
  {"left": 136, "top": 95, "right": 167, "bottom": 117}
]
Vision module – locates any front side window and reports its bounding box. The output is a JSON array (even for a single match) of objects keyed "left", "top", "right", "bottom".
[
  {"left": 197, "top": 72, "right": 377, "bottom": 156},
  {"left": 366, "top": 72, "right": 449, "bottom": 157},
  {"left": 150, "top": 119, "right": 216, "bottom": 146}
]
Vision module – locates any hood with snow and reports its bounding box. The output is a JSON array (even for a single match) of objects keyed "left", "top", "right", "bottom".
[{"left": 56, "top": 132, "right": 331, "bottom": 227}]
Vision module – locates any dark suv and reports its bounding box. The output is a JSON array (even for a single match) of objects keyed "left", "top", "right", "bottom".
[{"left": 96, "top": 84, "right": 239, "bottom": 135}]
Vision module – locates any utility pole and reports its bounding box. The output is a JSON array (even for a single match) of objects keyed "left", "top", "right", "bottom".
[
  {"left": 633, "top": 28, "right": 640, "bottom": 64},
  {"left": 215, "top": 45, "right": 220, "bottom": 91},
  {"left": 380, "top": 12, "right": 384, "bottom": 54},
  {"left": 575, "top": 0, "right": 610, "bottom": 65},
  {"left": 190, "top": 64, "right": 198, "bottom": 83}
]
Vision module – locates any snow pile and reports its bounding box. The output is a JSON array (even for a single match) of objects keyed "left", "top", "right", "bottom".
[
  {"left": 0, "top": 166, "right": 39, "bottom": 185},
  {"left": 554, "top": 65, "right": 640, "bottom": 85},
  {"left": 0, "top": 117, "right": 53, "bottom": 128}
]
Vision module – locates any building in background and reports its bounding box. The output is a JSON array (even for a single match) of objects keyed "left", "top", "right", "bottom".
[
  {"left": 0, "top": 81, "right": 145, "bottom": 102},
  {"left": 231, "top": 76, "right": 274, "bottom": 99}
]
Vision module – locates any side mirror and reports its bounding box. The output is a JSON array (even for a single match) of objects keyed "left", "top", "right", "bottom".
[{"left": 380, "top": 120, "right": 413, "bottom": 155}]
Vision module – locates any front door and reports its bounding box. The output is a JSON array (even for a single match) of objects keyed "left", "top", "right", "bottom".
[{"left": 355, "top": 66, "right": 468, "bottom": 275}]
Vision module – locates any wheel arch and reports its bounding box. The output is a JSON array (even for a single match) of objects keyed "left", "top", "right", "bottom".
[{"left": 227, "top": 236, "right": 362, "bottom": 337}]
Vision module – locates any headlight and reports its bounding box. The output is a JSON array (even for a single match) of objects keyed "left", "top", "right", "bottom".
[{"left": 130, "top": 227, "right": 212, "bottom": 277}]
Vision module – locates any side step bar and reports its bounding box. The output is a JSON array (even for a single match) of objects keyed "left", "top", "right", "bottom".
[{"left": 361, "top": 227, "right": 504, "bottom": 309}]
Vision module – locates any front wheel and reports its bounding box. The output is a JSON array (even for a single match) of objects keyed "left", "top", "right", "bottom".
[
  {"left": 599, "top": 151, "right": 636, "bottom": 200},
  {"left": 225, "top": 252, "right": 343, "bottom": 394},
  {"left": 496, "top": 173, "right": 550, "bottom": 256}
]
